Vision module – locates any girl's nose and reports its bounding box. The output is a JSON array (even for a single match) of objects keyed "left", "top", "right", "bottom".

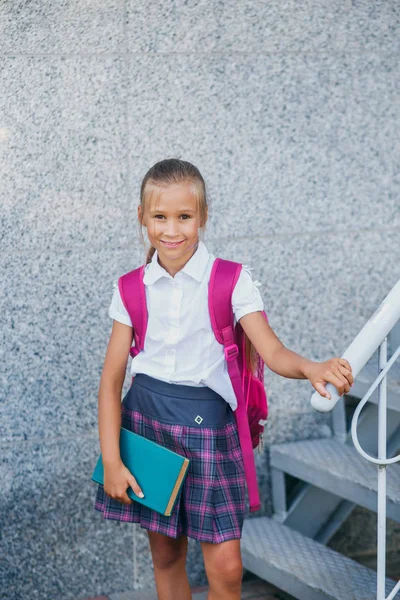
[{"left": 164, "top": 219, "right": 179, "bottom": 236}]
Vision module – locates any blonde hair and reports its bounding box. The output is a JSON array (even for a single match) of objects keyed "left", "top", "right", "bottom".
[{"left": 138, "top": 158, "right": 208, "bottom": 264}]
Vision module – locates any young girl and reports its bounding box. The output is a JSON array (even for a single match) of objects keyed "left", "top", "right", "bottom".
[{"left": 94, "top": 158, "right": 354, "bottom": 600}]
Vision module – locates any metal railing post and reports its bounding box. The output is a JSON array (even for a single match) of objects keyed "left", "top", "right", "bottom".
[
  {"left": 349, "top": 338, "right": 400, "bottom": 600},
  {"left": 377, "top": 338, "right": 388, "bottom": 600},
  {"left": 308, "top": 278, "right": 400, "bottom": 599}
]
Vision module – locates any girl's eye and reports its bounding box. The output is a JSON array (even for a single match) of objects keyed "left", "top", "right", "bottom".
[{"left": 153, "top": 214, "right": 191, "bottom": 220}]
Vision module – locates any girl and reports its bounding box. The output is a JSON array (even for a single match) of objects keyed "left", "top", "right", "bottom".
[{"left": 94, "top": 158, "right": 354, "bottom": 600}]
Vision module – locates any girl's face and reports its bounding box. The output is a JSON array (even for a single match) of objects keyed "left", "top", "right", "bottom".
[{"left": 139, "top": 181, "right": 207, "bottom": 273}]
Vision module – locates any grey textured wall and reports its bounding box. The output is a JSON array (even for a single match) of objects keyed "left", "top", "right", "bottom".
[{"left": 1, "top": 2, "right": 400, "bottom": 599}]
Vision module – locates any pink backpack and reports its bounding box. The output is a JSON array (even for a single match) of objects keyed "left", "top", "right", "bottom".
[{"left": 118, "top": 257, "right": 269, "bottom": 513}]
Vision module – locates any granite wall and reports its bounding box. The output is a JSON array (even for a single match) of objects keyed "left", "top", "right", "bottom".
[{"left": 1, "top": 1, "right": 400, "bottom": 599}]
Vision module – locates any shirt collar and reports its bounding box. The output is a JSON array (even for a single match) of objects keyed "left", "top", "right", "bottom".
[{"left": 143, "top": 240, "right": 210, "bottom": 285}]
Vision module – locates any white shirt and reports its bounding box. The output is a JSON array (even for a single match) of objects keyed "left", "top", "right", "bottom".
[{"left": 109, "top": 241, "right": 264, "bottom": 411}]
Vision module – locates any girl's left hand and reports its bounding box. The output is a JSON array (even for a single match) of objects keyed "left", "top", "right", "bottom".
[{"left": 306, "top": 358, "right": 354, "bottom": 400}]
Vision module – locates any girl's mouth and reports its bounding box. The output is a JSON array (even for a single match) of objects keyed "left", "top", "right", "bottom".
[{"left": 161, "top": 240, "right": 185, "bottom": 248}]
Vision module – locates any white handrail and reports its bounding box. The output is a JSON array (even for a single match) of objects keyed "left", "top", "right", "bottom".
[
  {"left": 350, "top": 339, "right": 400, "bottom": 600},
  {"left": 310, "top": 278, "right": 400, "bottom": 413},
  {"left": 308, "top": 276, "right": 400, "bottom": 599}
]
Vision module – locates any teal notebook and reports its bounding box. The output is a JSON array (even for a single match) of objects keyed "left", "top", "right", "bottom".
[{"left": 92, "top": 427, "right": 190, "bottom": 516}]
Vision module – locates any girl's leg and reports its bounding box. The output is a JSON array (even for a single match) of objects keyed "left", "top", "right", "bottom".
[
  {"left": 147, "top": 530, "right": 192, "bottom": 600},
  {"left": 200, "top": 539, "right": 242, "bottom": 600}
]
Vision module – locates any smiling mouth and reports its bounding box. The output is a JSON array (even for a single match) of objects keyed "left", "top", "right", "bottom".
[{"left": 161, "top": 240, "right": 185, "bottom": 248}]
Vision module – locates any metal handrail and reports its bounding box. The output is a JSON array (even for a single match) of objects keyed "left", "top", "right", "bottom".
[
  {"left": 308, "top": 277, "right": 400, "bottom": 600},
  {"left": 351, "top": 338, "right": 400, "bottom": 600},
  {"left": 310, "top": 278, "right": 400, "bottom": 413}
]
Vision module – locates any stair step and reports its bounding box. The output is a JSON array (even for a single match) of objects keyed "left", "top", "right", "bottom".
[
  {"left": 351, "top": 353, "right": 400, "bottom": 411},
  {"left": 241, "top": 517, "right": 397, "bottom": 600},
  {"left": 270, "top": 438, "right": 400, "bottom": 522}
]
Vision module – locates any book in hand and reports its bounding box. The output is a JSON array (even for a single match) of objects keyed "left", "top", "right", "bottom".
[{"left": 92, "top": 427, "right": 190, "bottom": 517}]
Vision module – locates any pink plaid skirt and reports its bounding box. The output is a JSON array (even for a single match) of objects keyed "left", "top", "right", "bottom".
[{"left": 94, "top": 374, "right": 246, "bottom": 543}]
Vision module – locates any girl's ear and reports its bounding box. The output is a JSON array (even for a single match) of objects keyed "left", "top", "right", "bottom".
[
  {"left": 201, "top": 205, "right": 209, "bottom": 227},
  {"left": 138, "top": 204, "right": 145, "bottom": 226}
]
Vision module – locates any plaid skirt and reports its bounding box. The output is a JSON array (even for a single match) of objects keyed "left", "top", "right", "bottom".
[{"left": 94, "top": 374, "right": 246, "bottom": 544}]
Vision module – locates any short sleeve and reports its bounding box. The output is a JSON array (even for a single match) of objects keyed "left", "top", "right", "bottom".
[
  {"left": 108, "top": 281, "right": 133, "bottom": 327},
  {"left": 232, "top": 265, "right": 264, "bottom": 322}
]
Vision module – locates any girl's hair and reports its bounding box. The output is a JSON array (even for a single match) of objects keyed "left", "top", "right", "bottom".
[
  {"left": 138, "top": 157, "right": 257, "bottom": 373},
  {"left": 138, "top": 158, "right": 208, "bottom": 265}
]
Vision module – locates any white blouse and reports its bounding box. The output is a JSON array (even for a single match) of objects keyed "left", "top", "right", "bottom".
[{"left": 109, "top": 241, "right": 264, "bottom": 411}]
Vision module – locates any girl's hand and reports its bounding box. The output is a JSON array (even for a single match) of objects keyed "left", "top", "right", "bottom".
[
  {"left": 305, "top": 358, "right": 354, "bottom": 400},
  {"left": 103, "top": 460, "right": 144, "bottom": 504}
]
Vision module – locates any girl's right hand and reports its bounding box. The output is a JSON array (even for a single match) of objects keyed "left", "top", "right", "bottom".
[{"left": 103, "top": 460, "right": 145, "bottom": 504}]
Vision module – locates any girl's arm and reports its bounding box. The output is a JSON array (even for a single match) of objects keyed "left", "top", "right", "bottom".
[
  {"left": 98, "top": 320, "right": 145, "bottom": 503},
  {"left": 239, "top": 311, "right": 354, "bottom": 400},
  {"left": 98, "top": 320, "right": 133, "bottom": 465}
]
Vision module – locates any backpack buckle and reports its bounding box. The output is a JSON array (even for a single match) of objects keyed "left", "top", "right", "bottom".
[{"left": 224, "top": 344, "right": 239, "bottom": 361}]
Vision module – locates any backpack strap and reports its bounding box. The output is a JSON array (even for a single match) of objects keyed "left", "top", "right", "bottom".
[
  {"left": 118, "top": 265, "right": 147, "bottom": 357},
  {"left": 208, "top": 258, "right": 261, "bottom": 512}
]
